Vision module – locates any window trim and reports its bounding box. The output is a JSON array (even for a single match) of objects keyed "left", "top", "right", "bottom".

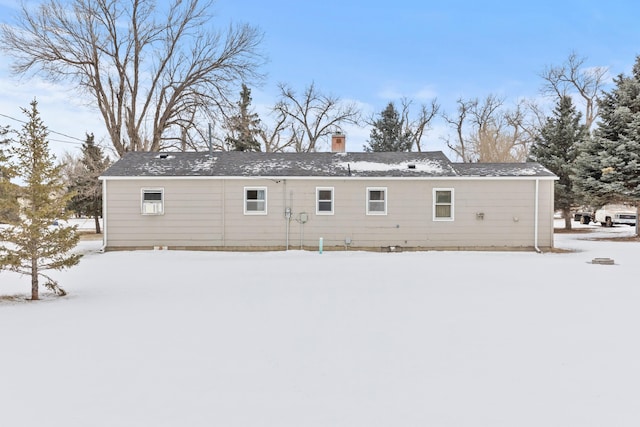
[
  {"left": 316, "top": 187, "right": 334, "bottom": 215},
  {"left": 366, "top": 187, "right": 387, "bottom": 215},
  {"left": 141, "top": 188, "right": 164, "bottom": 215},
  {"left": 433, "top": 188, "right": 454, "bottom": 221},
  {"left": 244, "top": 186, "right": 268, "bottom": 215}
]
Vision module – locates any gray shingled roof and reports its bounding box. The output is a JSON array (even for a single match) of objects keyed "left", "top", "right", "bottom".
[
  {"left": 452, "top": 162, "right": 557, "bottom": 177},
  {"left": 100, "top": 151, "right": 556, "bottom": 178}
]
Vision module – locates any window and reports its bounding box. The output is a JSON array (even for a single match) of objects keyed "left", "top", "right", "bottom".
[
  {"left": 367, "top": 187, "right": 387, "bottom": 215},
  {"left": 244, "top": 187, "right": 267, "bottom": 214},
  {"left": 433, "top": 188, "right": 454, "bottom": 221},
  {"left": 316, "top": 187, "right": 334, "bottom": 215},
  {"left": 141, "top": 189, "right": 164, "bottom": 215}
]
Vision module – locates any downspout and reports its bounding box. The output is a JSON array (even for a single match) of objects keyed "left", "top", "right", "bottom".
[
  {"left": 101, "top": 178, "right": 107, "bottom": 252},
  {"left": 222, "top": 179, "right": 226, "bottom": 247},
  {"left": 534, "top": 178, "right": 541, "bottom": 253}
]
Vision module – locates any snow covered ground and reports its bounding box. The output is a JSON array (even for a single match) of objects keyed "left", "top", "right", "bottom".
[{"left": 1, "top": 220, "right": 639, "bottom": 427}]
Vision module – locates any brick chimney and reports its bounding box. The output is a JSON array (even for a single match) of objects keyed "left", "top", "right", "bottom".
[{"left": 331, "top": 132, "right": 346, "bottom": 153}]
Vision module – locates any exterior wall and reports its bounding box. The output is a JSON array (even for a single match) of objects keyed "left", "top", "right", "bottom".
[
  {"left": 103, "top": 179, "right": 225, "bottom": 248},
  {"left": 103, "top": 177, "right": 555, "bottom": 251}
]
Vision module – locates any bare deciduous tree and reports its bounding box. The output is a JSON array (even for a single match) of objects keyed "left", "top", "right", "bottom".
[
  {"left": 0, "top": 0, "right": 265, "bottom": 157},
  {"left": 443, "top": 98, "right": 473, "bottom": 162},
  {"left": 273, "top": 82, "right": 361, "bottom": 152},
  {"left": 179, "top": 109, "right": 230, "bottom": 152},
  {"left": 257, "top": 111, "right": 296, "bottom": 153},
  {"left": 398, "top": 98, "right": 440, "bottom": 152},
  {"left": 540, "top": 51, "right": 608, "bottom": 130},
  {"left": 443, "top": 95, "right": 535, "bottom": 163}
]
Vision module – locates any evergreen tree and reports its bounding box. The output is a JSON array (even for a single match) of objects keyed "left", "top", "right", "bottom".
[
  {"left": 529, "top": 96, "right": 587, "bottom": 229},
  {"left": 0, "top": 100, "right": 81, "bottom": 300},
  {"left": 225, "top": 84, "right": 262, "bottom": 152},
  {"left": 365, "top": 102, "right": 412, "bottom": 152},
  {"left": 0, "top": 125, "right": 9, "bottom": 166},
  {"left": 0, "top": 126, "right": 19, "bottom": 223},
  {"left": 574, "top": 56, "right": 640, "bottom": 234},
  {"left": 0, "top": 125, "right": 11, "bottom": 180},
  {"left": 67, "top": 133, "right": 110, "bottom": 233}
]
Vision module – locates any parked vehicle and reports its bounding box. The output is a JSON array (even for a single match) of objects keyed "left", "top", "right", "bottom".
[
  {"left": 594, "top": 204, "right": 637, "bottom": 227},
  {"left": 573, "top": 207, "right": 595, "bottom": 224}
]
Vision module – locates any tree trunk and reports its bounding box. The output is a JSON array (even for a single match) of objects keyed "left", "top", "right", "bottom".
[
  {"left": 94, "top": 215, "right": 102, "bottom": 234},
  {"left": 563, "top": 207, "right": 572, "bottom": 230},
  {"left": 31, "top": 257, "right": 39, "bottom": 300}
]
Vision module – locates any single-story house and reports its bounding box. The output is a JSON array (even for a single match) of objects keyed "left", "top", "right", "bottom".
[{"left": 99, "top": 138, "right": 557, "bottom": 252}]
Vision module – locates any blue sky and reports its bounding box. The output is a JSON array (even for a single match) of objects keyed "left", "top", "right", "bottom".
[
  {"left": 1, "top": 0, "right": 640, "bottom": 157},
  {"left": 214, "top": 0, "right": 639, "bottom": 103}
]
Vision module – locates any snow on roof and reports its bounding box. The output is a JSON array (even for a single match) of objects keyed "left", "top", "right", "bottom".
[
  {"left": 337, "top": 158, "right": 445, "bottom": 175},
  {"left": 100, "top": 151, "right": 556, "bottom": 179},
  {"left": 452, "top": 162, "right": 556, "bottom": 178}
]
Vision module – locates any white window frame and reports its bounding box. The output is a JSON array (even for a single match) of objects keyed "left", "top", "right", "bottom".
[
  {"left": 244, "top": 187, "right": 267, "bottom": 215},
  {"left": 141, "top": 188, "right": 164, "bottom": 215},
  {"left": 433, "top": 188, "right": 454, "bottom": 221},
  {"left": 366, "top": 187, "right": 387, "bottom": 215},
  {"left": 316, "top": 187, "right": 334, "bottom": 215}
]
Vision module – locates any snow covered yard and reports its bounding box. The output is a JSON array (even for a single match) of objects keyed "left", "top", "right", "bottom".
[{"left": 1, "top": 221, "right": 640, "bottom": 427}]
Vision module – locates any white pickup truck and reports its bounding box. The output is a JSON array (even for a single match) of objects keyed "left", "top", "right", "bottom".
[{"left": 594, "top": 204, "right": 637, "bottom": 227}]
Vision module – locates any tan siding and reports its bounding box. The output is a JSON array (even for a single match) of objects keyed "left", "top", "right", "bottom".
[
  {"left": 104, "top": 177, "right": 555, "bottom": 251},
  {"left": 221, "top": 180, "right": 287, "bottom": 247},
  {"left": 105, "top": 179, "right": 224, "bottom": 247}
]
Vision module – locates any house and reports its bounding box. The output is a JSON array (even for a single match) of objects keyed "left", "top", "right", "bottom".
[{"left": 99, "top": 137, "right": 557, "bottom": 252}]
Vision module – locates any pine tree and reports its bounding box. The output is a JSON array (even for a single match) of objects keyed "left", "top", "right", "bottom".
[
  {"left": 574, "top": 56, "right": 640, "bottom": 234},
  {"left": 529, "top": 96, "right": 587, "bottom": 229},
  {"left": 0, "top": 125, "right": 9, "bottom": 166},
  {"left": 0, "top": 126, "right": 11, "bottom": 181},
  {"left": 0, "top": 125, "right": 19, "bottom": 223},
  {"left": 225, "top": 84, "right": 262, "bottom": 152},
  {"left": 0, "top": 100, "right": 81, "bottom": 300},
  {"left": 365, "top": 102, "right": 412, "bottom": 152},
  {"left": 67, "top": 133, "right": 110, "bottom": 233}
]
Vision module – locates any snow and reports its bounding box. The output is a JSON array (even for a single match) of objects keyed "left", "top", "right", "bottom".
[
  {"left": 337, "top": 159, "right": 444, "bottom": 174},
  {"left": 1, "top": 220, "right": 640, "bottom": 426}
]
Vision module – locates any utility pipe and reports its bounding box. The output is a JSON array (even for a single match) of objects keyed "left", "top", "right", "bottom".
[{"left": 283, "top": 180, "right": 289, "bottom": 250}]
